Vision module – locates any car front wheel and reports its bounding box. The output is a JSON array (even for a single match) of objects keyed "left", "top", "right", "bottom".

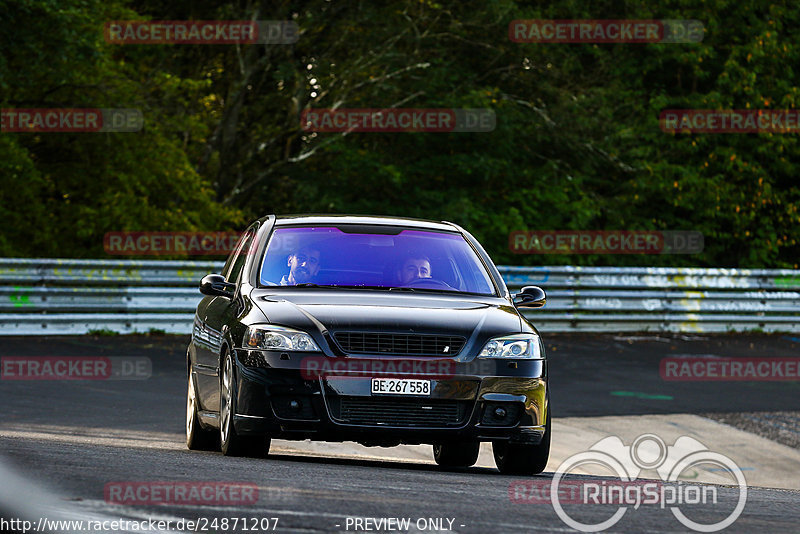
[
  {"left": 493, "top": 410, "right": 551, "bottom": 475},
  {"left": 220, "top": 350, "right": 270, "bottom": 457},
  {"left": 433, "top": 441, "right": 480, "bottom": 468}
]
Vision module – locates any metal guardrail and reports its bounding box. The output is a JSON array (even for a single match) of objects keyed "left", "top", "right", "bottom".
[
  {"left": 1, "top": 259, "right": 798, "bottom": 334},
  {"left": 0, "top": 258, "right": 221, "bottom": 335}
]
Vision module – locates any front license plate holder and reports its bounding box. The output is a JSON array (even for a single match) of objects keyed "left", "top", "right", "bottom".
[{"left": 370, "top": 378, "right": 431, "bottom": 396}]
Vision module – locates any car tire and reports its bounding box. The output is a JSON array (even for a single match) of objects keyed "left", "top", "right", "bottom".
[
  {"left": 433, "top": 441, "right": 480, "bottom": 468},
  {"left": 220, "top": 350, "right": 270, "bottom": 457},
  {"left": 186, "top": 367, "right": 218, "bottom": 451},
  {"left": 493, "top": 410, "right": 551, "bottom": 475}
]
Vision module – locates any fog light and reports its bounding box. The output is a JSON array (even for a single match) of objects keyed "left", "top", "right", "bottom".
[{"left": 481, "top": 402, "right": 521, "bottom": 426}]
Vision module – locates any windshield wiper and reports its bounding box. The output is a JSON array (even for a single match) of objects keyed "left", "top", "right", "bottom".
[
  {"left": 387, "top": 286, "right": 466, "bottom": 294},
  {"left": 292, "top": 284, "right": 377, "bottom": 289}
]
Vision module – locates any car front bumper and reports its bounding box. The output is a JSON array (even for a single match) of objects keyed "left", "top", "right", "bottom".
[{"left": 231, "top": 348, "right": 548, "bottom": 446}]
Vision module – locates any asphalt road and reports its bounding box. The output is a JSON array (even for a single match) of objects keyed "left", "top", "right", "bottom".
[{"left": 1, "top": 334, "right": 799, "bottom": 533}]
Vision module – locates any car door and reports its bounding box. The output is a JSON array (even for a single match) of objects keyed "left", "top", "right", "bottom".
[{"left": 195, "top": 227, "right": 256, "bottom": 410}]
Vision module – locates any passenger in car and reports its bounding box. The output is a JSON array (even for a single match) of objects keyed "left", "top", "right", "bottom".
[{"left": 280, "top": 246, "right": 321, "bottom": 285}]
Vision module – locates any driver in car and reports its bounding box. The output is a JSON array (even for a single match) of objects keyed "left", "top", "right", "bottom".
[
  {"left": 397, "top": 255, "right": 431, "bottom": 285},
  {"left": 280, "top": 246, "right": 321, "bottom": 285}
]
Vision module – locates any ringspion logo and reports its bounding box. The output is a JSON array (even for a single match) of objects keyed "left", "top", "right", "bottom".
[
  {"left": 104, "top": 21, "right": 298, "bottom": 44},
  {"left": 511, "top": 433, "right": 746, "bottom": 532},
  {"left": 300, "top": 108, "right": 495, "bottom": 133},
  {"left": 509, "top": 20, "right": 704, "bottom": 43},
  {"left": 1, "top": 109, "right": 143, "bottom": 133}
]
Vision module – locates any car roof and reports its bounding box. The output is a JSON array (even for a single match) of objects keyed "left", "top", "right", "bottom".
[{"left": 269, "top": 214, "right": 460, "bottom": 233}]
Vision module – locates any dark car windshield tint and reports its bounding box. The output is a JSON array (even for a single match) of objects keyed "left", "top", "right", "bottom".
[{"left": 259, "top": 226, "right": 495, "bottom": 295}]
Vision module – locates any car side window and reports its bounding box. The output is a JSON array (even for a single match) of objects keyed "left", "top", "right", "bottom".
[{"left": 222, "top": 229, "right": 255, "bottom": 283}]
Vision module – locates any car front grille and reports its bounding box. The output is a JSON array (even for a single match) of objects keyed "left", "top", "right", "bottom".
[
  {"left": 327, "top": 396, "right": 470, "bottom": 427},
  {"left": 333, "top": 332, "right": 466, "bottom": 356}
]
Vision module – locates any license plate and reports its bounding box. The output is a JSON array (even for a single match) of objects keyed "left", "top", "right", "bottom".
[{"left": 370, "top": 378, "right": 431, "bottom": 396}]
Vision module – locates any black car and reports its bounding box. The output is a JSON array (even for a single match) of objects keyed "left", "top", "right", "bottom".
[{"left": 186, "top": 214, "right": 550, "bottom": 474}]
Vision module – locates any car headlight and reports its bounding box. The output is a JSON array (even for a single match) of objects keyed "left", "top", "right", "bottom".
[
  {"left": 477, "top": 333, "right": 544, "bottom": 359},
  {"left": 244, "top": 325, "right": 321, "bottom": 352}
]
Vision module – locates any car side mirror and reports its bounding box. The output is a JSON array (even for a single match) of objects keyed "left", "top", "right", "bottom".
[
  {"left": 513, "top": 285, "right": 546, "bottom": 308},
  {"left": 199, "top": 274, "right": 236, "bottom": 298}
]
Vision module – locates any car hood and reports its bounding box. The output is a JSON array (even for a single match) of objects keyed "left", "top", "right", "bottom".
[{"left": 250, "top": 289, "right": 524, "bottom": 360}]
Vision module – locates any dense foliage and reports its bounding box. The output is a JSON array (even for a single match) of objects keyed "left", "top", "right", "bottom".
[{"left": 1, "top": 0, "right": 798, "bottom": 267}]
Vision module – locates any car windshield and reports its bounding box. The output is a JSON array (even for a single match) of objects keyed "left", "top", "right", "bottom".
[{"left": 259, "top": 226, "right": 496, "bottom": 295}]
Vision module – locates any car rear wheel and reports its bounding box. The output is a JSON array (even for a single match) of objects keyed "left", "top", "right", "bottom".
[
  {"left": 186, "top": 367, "right": 218, "bottom": 450},
  {"left": 433, "top": 441, "right": 480, "bottom": 468},
  {"left": 220, "top": 350, "right": 270, "bottom": 457},
  {"left": 493, "top": 410, "right": 551, "bottom": 475}
]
